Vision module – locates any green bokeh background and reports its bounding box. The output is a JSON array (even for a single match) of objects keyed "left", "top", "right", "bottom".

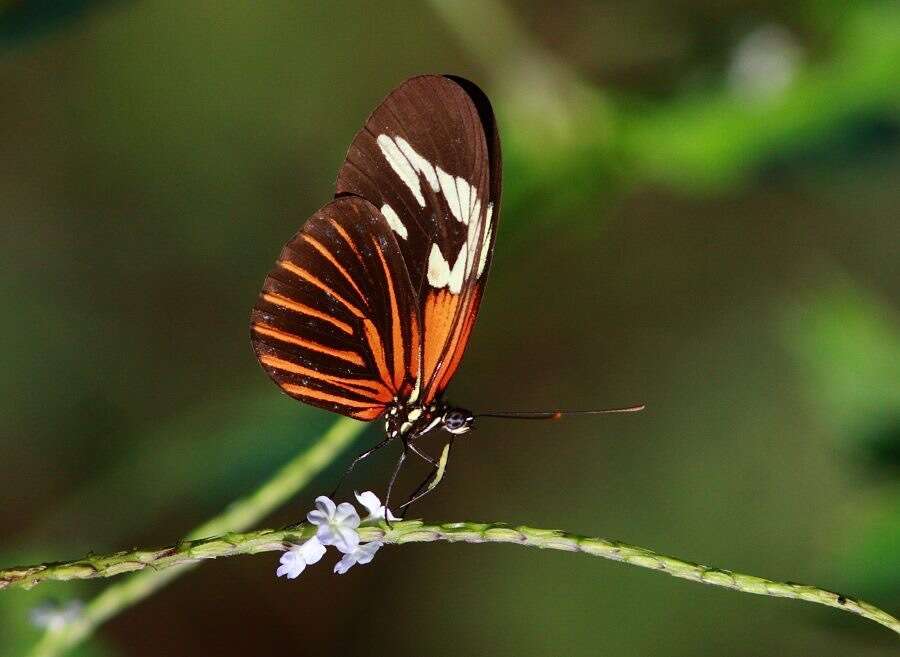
[{"left": 1, "top": 1, "right": 898, "bottom": 655}]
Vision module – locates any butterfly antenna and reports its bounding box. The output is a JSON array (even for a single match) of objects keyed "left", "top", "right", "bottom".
[{"left": 476, "top": 404, "right": 645, "bottom": 420}]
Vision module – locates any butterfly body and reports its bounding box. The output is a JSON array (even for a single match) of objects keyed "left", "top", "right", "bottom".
[{"left": 384, "top": 399, "right": 474, "bottom": 441}]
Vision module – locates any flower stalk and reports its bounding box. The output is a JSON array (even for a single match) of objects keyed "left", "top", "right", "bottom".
[{"left": 3, "top": 519, "right": 898, "bottom": 636}]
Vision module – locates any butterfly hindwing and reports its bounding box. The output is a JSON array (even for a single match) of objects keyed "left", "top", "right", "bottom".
[{"left": 251, "top": 196, "right": 419, "bottom": 420}]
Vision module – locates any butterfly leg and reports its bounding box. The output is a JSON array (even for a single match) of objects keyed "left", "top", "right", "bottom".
[
  {"left": 329, "top": 435, "right": 394, "bottom": 499},
  {"left": 397, "top": 437, "right": 455, "bottom": 515},
  {"left": 382, "top": 442, "right": 409, "bottom": 529},
  {"left": 390, "top": 444, "right": 438, "bottom": 520},
  {"left": 408, "top": 443, "right": 437, "bottom": 467},
  {"left": 397, "top": 470, "right": 435, "bottom": 516}
]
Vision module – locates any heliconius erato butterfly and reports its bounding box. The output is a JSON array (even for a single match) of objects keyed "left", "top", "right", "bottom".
[{"left": 251, "top": 75, "right": 642, "bottom": 512}]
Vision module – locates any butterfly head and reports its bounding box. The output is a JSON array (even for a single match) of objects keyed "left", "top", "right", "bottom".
[{"left": 441, "top": 407, "right": 474, "bottom": 435}]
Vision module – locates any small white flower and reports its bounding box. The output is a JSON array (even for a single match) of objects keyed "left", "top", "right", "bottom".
[
  {"left": 276, "top": 536, "right": 327, "bottom": 579},
  {"left": 307, "top": 495, "right": 360, "bottom": 553},
  {"left": 728, "top": 24, "right": 803, "bottom": 102},
  {"left": 278, "top": 494, "right": 391, "bottom": 579},
  {"left": 334, "top": 541, "right": 383, "bottom": 575},
  {"left": 354, "top": 490, "right": 399, "bottom": 522},
  {"left": 30, "top": 600, "right": 83, "bottom": 631}
]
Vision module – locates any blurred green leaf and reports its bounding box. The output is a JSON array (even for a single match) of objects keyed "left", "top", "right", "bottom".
[
  {"left": 618, "top": 3, "right": 900, "bottom": 191},
  {"left": 783, "top": 281, "right": 900, "bottom": 600},
  {"left": 784, "top": 282, "right": 900, "bottom": 458},
  {"left": 830, "top": 485, "right": 900, "bottom": 599}
]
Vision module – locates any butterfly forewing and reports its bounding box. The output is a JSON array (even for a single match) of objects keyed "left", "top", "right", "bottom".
[
  {"left": 251, "top": 196, "right": 419, "bottom": 420},
  {"left": 252, "top": 75, "right": 500, "bottom": 421},
  {"left": 335, "top": 75, "right": 502, "bottom": 404}
]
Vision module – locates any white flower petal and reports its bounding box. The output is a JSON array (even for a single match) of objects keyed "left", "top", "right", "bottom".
[
  {"left": 333, "top": 502, "right": 361, "bottom": 527},
  {"left": 315, "top": 523, "right": 336, "bottom": 545},
  {"left": 306, "top": 495, "right": 361, "bottom": 552},
  {"left": 333, "top": 541, "right": 383, "bottom": 574},
  {"left": 297, "top": 536, "right": 327, "bottom": 564},
  {"left": 276, "top": 551, "right": 306, "bottom": 579},
  {"left": 276, "top": 561, "right": 302, "bottom": 579},
  {"left": 314, "top": 521, "right": 360, "bottom": 552},
  {"left": 317, "top": 525, "right": 332, "bottom": 541},
  {"left": 276, "top": 536, "right": 329, "bottom": 579},
  {"left": 355, "top": 541, "right": 383, "bottom": 565},
  {"left": 355, "top": 491, "right": 382, "bottom": 517},
  {"left": 314, "top": 495, "right": 336, "bottom": 516},
  {"left": 333, "top": 553, "right": 355, "bottom": 575},
  {"left": 308, "top": 495, "right": 339, "bottom": 526},
  {"left": 354, "top": 490, "right": 400, "bottom": 522},
  {"left": 332, "top": 526, "right": 361, "bottom": 554}
]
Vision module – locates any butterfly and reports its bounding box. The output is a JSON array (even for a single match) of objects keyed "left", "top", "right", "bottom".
[{"left": 251, "top": 75, "right": 642, "bottom": 513}]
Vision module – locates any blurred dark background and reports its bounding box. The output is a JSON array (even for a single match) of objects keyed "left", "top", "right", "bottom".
[{"left": 1, "top": 1, "right": 898, "bottom": 655}]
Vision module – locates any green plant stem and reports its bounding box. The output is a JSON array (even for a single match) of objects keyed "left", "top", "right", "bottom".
[
  {"left": 4, "top": 520, "right": 898, "bottom": 638},
  {"left": 19, "top": 416, "right": 367, "bottom": 657}
]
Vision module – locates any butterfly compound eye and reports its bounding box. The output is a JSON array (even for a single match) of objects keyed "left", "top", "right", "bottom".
[{"left": 442, "top": 409, "right": 474, "bottom": 435}]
